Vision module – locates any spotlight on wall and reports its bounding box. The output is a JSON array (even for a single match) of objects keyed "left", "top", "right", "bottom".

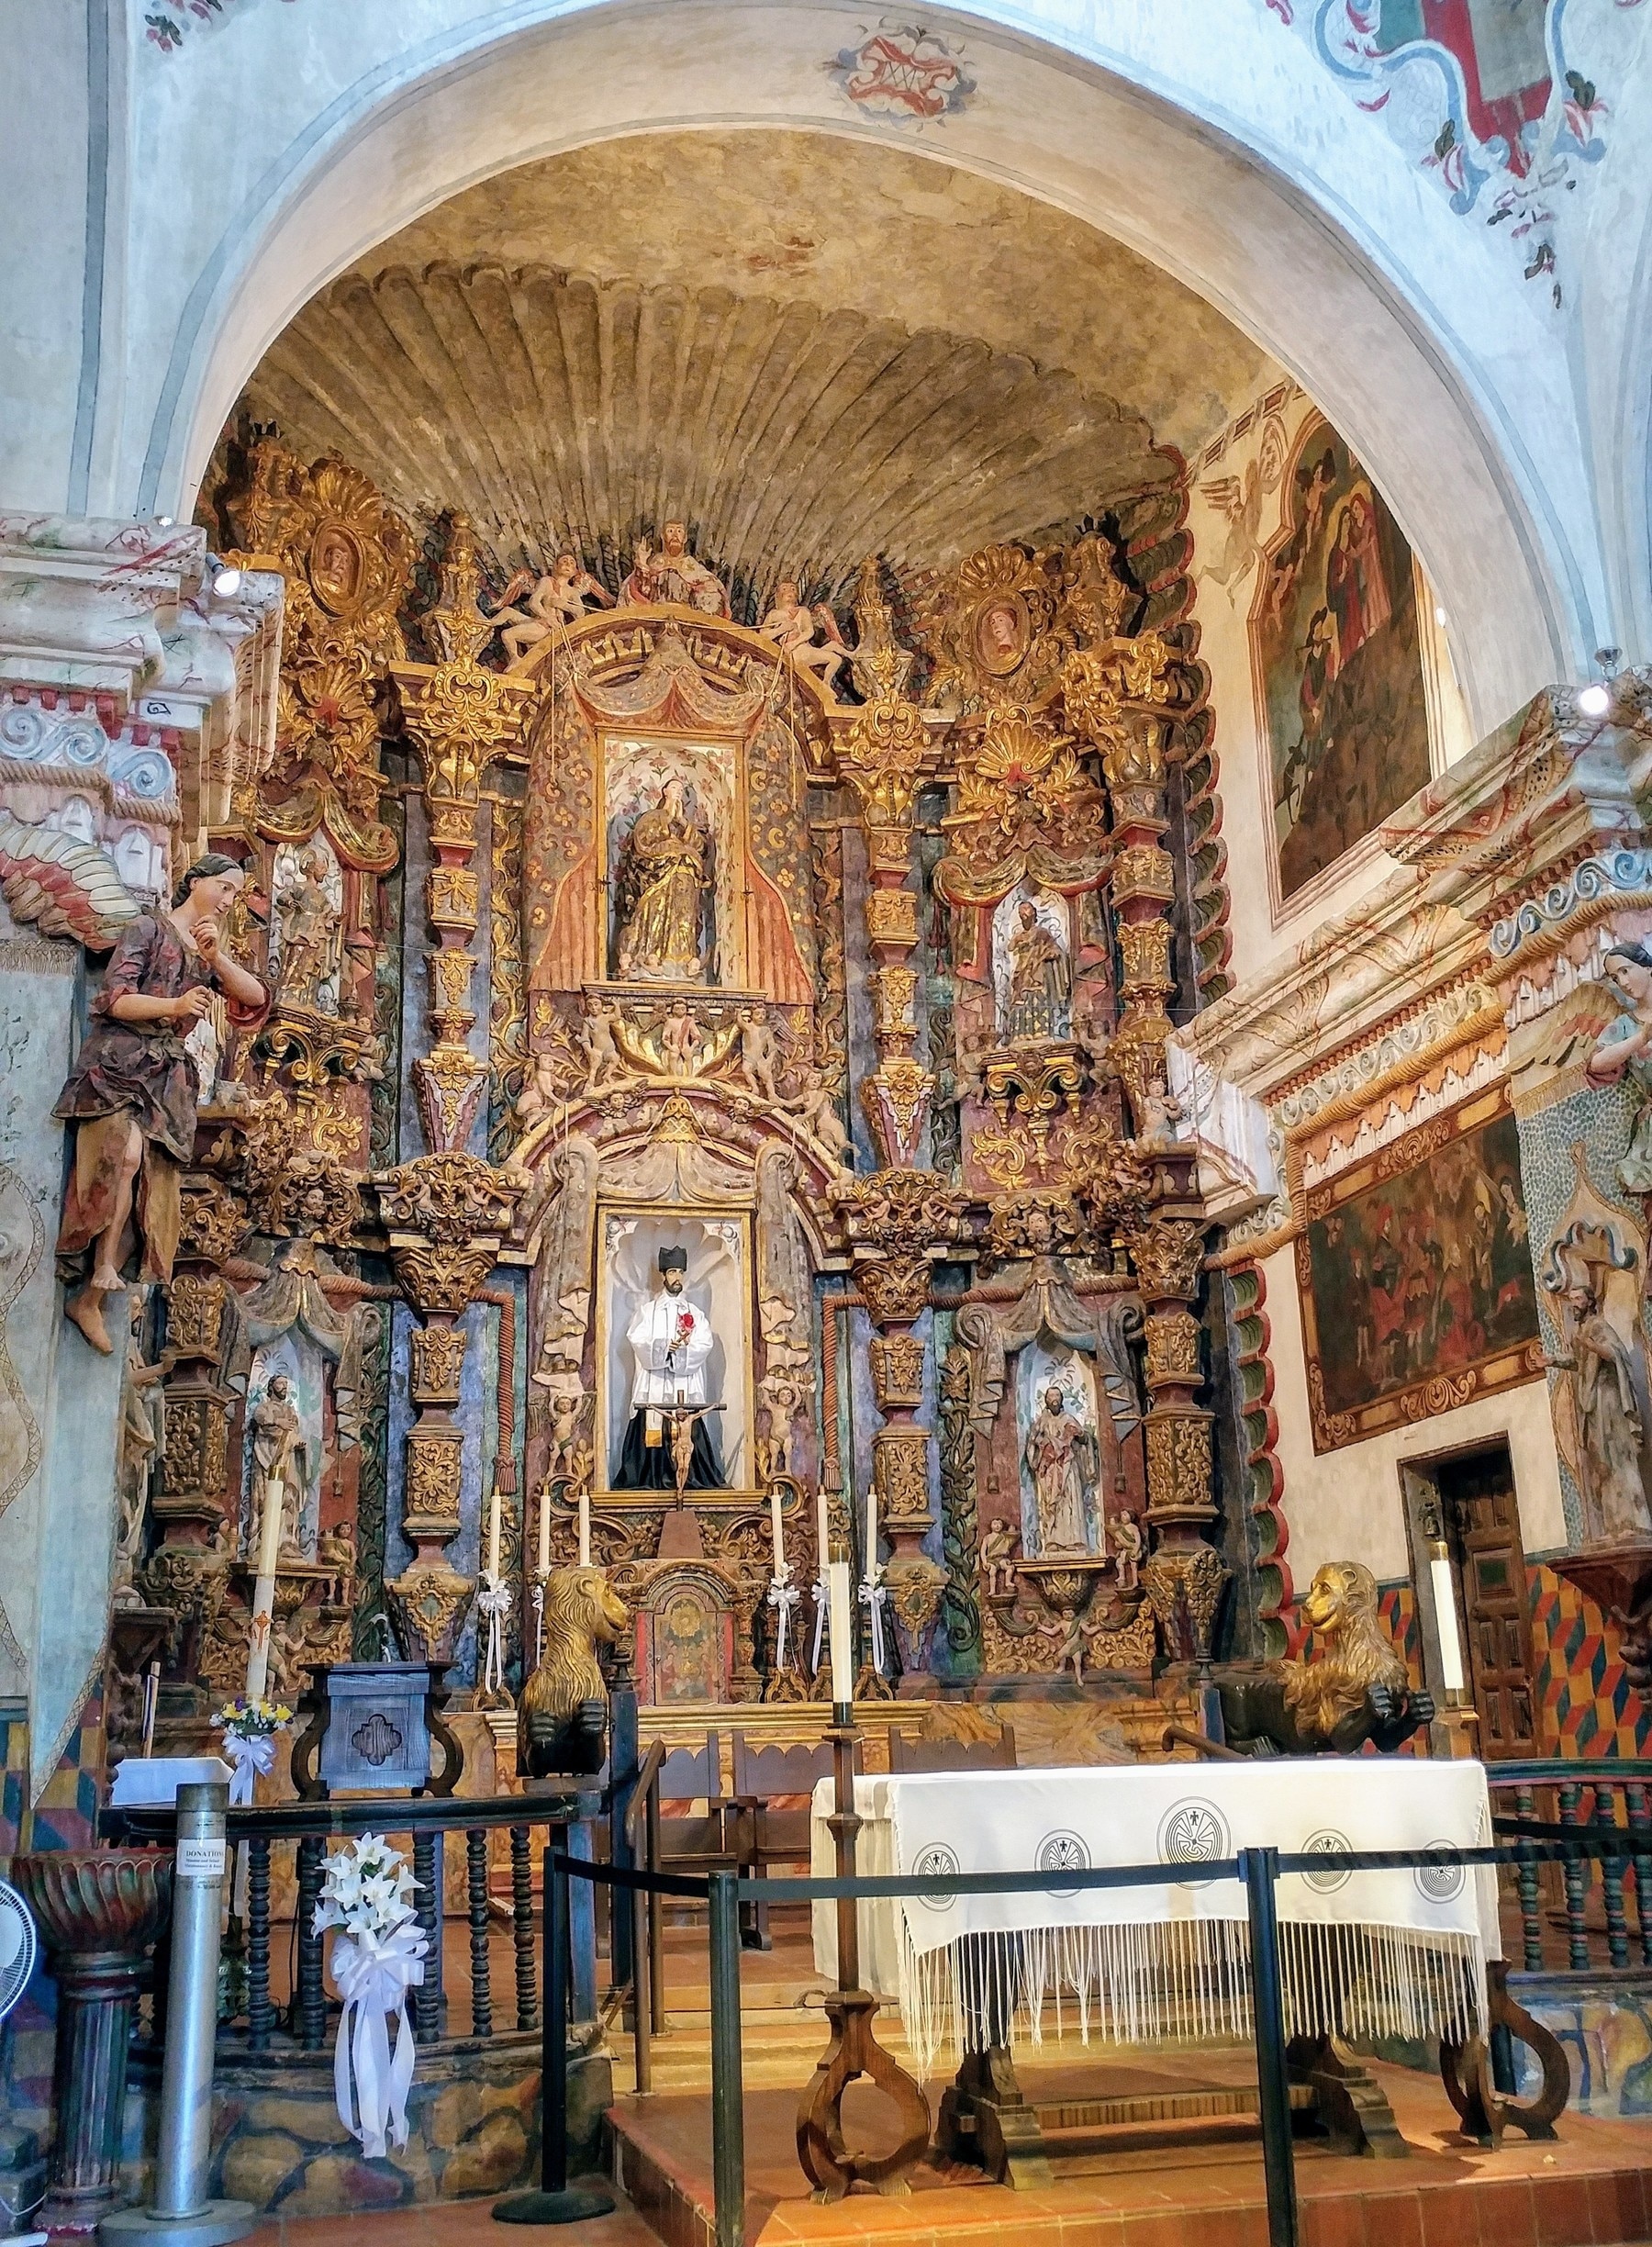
[
  {"left": 212, "top": 565, "right": 242, "bottom": 598},
  {"left": 156, "top": 516, "right": 173, "bottom": 528}
]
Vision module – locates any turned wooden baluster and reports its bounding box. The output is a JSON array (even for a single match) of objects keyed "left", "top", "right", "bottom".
[
  {"left": 412, "top": 1828, "right": 441, "bottom": 2042},
  {"left": 1558, "top": 1783, "right": 1591, "bottom": 1971},
  {"left": 511, "top": 1825, "right": 539, "bottom": 2029},
  {"left": 295, "top": 1834, "right": 326, "bottom": 2051},
  {"left": 1627, "top": 1782, "right": 1652, "bottom": 1966},
  {"left": 1513, "top": 1785, "right": 1545, "bottom": 1972},
  {"left": 246, "top": 1836, "right": 274, "bottom": 2053},
  {"left": 467, "top": 1828, "right": 493, "bottom": 2039},
  {"left": 1594, "top": 1782, "right": 1630, "bottom": 1968}
]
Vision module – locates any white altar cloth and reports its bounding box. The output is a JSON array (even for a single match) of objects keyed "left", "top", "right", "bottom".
[{"left": 810, "top": 1761, "right": 1499, "bottom": 2077}]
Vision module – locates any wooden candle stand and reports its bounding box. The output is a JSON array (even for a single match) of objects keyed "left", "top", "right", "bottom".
[{"left": 795, "top": 1706, "right": 930, "bottom": 2200}]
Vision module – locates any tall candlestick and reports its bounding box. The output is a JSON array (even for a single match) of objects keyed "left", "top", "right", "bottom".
[
  {"left": 863, "top": 1474, "right": 877, "bottom": 1579},
  {"left": 577, "top": 1484, "right": 591, "bottom": 1568},
  {"left": 538, "top": 1479, "right": 553, "bottom": 1576},
  {"left": 816, "top": 1485, "right": 830, "bottom": 1577},
  {"left": 486, "top": 1479, "right": 502, "bottom": 1581},
  {"left": 828, "top": 1559, "right": 854, "bottom": 1707},
  {"left": 770, "top": 1484, "right": 786, "bottom": 1576}
]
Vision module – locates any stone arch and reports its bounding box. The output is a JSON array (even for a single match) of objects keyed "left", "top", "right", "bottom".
[{"left": 139, "top": 0, "right": 1595, "bottom": 736}]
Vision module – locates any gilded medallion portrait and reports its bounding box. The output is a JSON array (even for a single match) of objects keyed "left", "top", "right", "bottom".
[{"left": 974, "top": 593, "right": 1030, "bottom": 677}]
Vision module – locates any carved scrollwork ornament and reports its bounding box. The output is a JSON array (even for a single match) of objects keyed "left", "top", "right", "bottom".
[
  {"left": 1140, "top": 1542, "right": 1228, "bottom": 1661},
  {"left": 985, "top": 1188, "right": 1088, "bottom": 1265},
  {"left": 874, "top": 1429, "right": 932, "bottom": 1525},
  {"left": 869, "top": 1334, "right": 927, "bottom": 1411},
  {"left": 855, "top": 1255, "right": 933, "bottom": 1327},
  {"left": 838, "top": 698, "right": 930, "bottom": 831},
  {"left": 258, "top": 1149, "right": 363, "bottom": 1244},
  {"left": 1144, "top": 1310, "right": 1202, "bottom": 1388},
  {"left": 1132, "top": 1217, "right": 1208, "bottom": 1301},
  {"left": 1144, "top": 1412, "right": 1217, "bottom": 1521},
  {"left": 374, "top": 1151, "right": 524, "bottom": 1246},
  {"left": 410, "top": 1325, "right": 468, "bottom": 1406},
  {"left": 176, "top": 1178, "right": 251, "bottom": 1266}
]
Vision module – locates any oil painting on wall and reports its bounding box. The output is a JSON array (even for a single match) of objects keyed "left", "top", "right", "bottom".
[
  {"left": 1298, "top": 1090, "right": 1542, "bottom": 1452},
  {"left": 1255, "top": 414, "right": 1432, "bottom": 902}
]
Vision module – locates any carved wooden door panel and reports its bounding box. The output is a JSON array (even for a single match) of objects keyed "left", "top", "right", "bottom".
[{"left": 1438, "top": 1448, "right": 1537, "bottom": 1757}]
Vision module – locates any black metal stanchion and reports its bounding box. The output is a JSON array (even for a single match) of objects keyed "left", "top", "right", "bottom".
[
  {"left": 495, "top": 1845, "right": 615, "bottom": 2225},
  {"left": 1241, "top": 1846, "right": 1299, "bottom": 2247},
  {"left": 101, "top": 1784, "right": 254, "bottom": 2247},
  {"left": 708, "top": 1872, "right": 746, "bottom": 2247}
]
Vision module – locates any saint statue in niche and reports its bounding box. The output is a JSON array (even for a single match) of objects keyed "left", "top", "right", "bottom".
[
  {"left": 615, "top": 1246, "right": 725, "bottom": 1491},
  {"left": 620, "top": 521, "right": 730, "bottom": 616},
  {"left": 1000, "top": 892, "right": 1072, "bottom": 1042},
  {"left": 1022, "top": 1384, "right": 1099, "bottom": 1555},
  {"left": 272, "top": 846, "right": 341, "bottom": 1011},
  {"left": 612, "top": 775, "right": 713, "bottom": 982},
  {"left": 1585, "top": 941, "right": 1652, "bottom": 1202}
]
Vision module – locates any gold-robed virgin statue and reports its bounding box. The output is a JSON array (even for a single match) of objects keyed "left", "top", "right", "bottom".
[{"left": 613, "top": 776, "right": 711, "bottom": 981}]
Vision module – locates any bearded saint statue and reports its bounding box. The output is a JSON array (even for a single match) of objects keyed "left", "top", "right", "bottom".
[{"left": 613, "top": 776, "right": 711, "bottom": 981}]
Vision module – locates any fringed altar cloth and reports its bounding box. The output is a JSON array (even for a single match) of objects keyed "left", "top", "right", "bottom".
[{"left": 810, "top": 1762, "right": 1498, "bottom": 2078}]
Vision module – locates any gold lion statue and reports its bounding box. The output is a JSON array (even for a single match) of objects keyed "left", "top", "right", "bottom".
[
  {"left": 1219, "top": 1560, "right": 1434, "bottom": 1757},
  {"left": 519, "top": 1564, "right": 631, "bottom": 1780}
]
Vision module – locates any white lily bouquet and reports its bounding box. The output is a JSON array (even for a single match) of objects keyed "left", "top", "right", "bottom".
[
  {"left": 314, "top": 1834, "right": 428, "bottom": 2159},
  {"left": 210, "top": 1694, "right": 292, "bottom": 1805}
]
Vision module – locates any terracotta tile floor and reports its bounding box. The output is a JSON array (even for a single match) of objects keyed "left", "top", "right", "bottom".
[{"left": 610, "top": 2050, "right": 1652, "bottom": 2247}]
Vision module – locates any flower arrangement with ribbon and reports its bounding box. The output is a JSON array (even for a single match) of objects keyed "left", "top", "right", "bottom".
[
  {"left": 313, "top": 1834, "right": 427, "bottom": 2160},
  {"left": 210, "top": 1695, "right": 292, "bottom": 1805}
]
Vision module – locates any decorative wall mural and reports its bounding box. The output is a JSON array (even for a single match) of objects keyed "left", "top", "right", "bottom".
[
  {"left": 829, "top": 21, "right": 977, "bottom": 120},
  {"left": 1255, "top": 414, "right": 1431, "bottom": 901},
  {"left": 1264, "top": 0, "right": 1649, "bottom": 304},
  {"left": 1298, "top": 1090, "right": 1541, "bottom": 1449}
]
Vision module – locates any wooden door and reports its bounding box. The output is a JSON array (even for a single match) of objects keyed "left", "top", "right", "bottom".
[{"left": 1436, "top": 1448, "right": 1537, "bottom": 1756}]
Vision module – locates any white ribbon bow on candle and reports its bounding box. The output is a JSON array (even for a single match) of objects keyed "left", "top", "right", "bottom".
[
  {"left": 767, "top": 1571, "right": 800, "bottom": 1670},
  {"left": 858, "top": 1575, "right": 887, "bottom": 1677},
  {"left": 327, "top": 1921, "right": 428, "bottom": 2160},
  {"left": 219, "top": 1728, "right": 277, "bottom": 1807},
  {"left": 477, "top": 1575, "right": 513, "bottom": 1697}
]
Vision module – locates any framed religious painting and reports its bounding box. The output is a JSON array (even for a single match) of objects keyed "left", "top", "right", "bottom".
[
  {"left": 594, "top": 1205, "right": 756, "bottom": 1502},
  {"left": 1297, "top": 1087, "right": 1544, "bottom": 1452},
  {"left": 1252, "top": 413, "right": 1434, "bottom": 916}
]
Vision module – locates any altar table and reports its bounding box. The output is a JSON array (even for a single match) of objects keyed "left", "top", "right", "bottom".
[{"left": 810, "top": 1761, "right": 1499, "bottom": 2076}]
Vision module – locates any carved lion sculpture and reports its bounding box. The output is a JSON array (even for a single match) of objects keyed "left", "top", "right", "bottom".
[
  {"left": 1219, "top": 1559, "right": 1435, "bottom": 1757},
  {"left": 519, "top": 1564, "right": 631, "bottom": 1781}
]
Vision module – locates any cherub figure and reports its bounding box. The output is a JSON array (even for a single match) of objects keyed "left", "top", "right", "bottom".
[
  {"left": 581, "top": 995, "right": 631, "bottom": 1097},
  {"left": 734, "top": 1007, "right": 784, "bottom": 1105},
  {"left": 488, "top": 553, "right": 613, "bottom": 662},
  {"left": 761, "top": 580, "right": 849, "bottom": 691},
  {"left": 1135, "top": 1070, "right": 1183, "bottom": 1152},
  {"left": 787, "top": 1063, "right": 854, "bottom": 1172},
  {"left": 978, "top": 1515, "right": 1021, "bottom": 1600},
  {"left": 545, "top": 1389, "right": 589, "bottom": 1485}
]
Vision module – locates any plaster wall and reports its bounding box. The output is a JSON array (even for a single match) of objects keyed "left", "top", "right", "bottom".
[
  {"left": 0, "top": 0, "right": 1629, "bottom": 732},
  {"left": 1259, "top": 1240, "right": 1567, "bottom": 1591}
]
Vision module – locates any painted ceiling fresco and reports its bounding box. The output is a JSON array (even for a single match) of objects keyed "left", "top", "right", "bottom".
[{"left": 237, "top": 132, "right": 1277, "bottom": 598}]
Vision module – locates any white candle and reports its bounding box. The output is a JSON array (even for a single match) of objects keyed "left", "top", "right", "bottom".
[
  {"left": 770, "top": 1484, "right": 786, "bottom": 1576},
  {"left": 816, "top": 1485, "right": 830, "bottom": 1578},
  {"left": 578, "top": 1484, "right": 591, "bottom": 1568},
  {"left": 828, "top": 1559, "right": 854, "bottom": 1706},
  {"left": 255, "top": 1472, "right": 285, "bottom": 1581},
  {"left": 1430, "top": 1552, "right": 1467, "bottom": 1693},
  {"left": 486, "top": 1479, "right": 502, "bottom": 1582},
  {"left": 538, "top": 1478, "right": 553, "bottom": 1576},
  {"left": 864, "top": 1474, "right": 877, "bottom": 1578}
]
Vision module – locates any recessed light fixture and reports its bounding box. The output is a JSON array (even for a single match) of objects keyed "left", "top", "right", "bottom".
[
  {"left": 1578, "top": 681, "right": 1611, "bottom": 718},
  {"left": 212, "top": 565, "right": 242, "bottom": 598}
]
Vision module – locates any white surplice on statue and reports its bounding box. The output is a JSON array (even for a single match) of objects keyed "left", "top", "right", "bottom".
[{"left": 812, "top": 1761, "right": 1499, "bottom": 2077}]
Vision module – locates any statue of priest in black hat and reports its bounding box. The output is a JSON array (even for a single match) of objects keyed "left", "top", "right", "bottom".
[{"left": 614, "top": 1244, "right": 725, "bottom": 1489}]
